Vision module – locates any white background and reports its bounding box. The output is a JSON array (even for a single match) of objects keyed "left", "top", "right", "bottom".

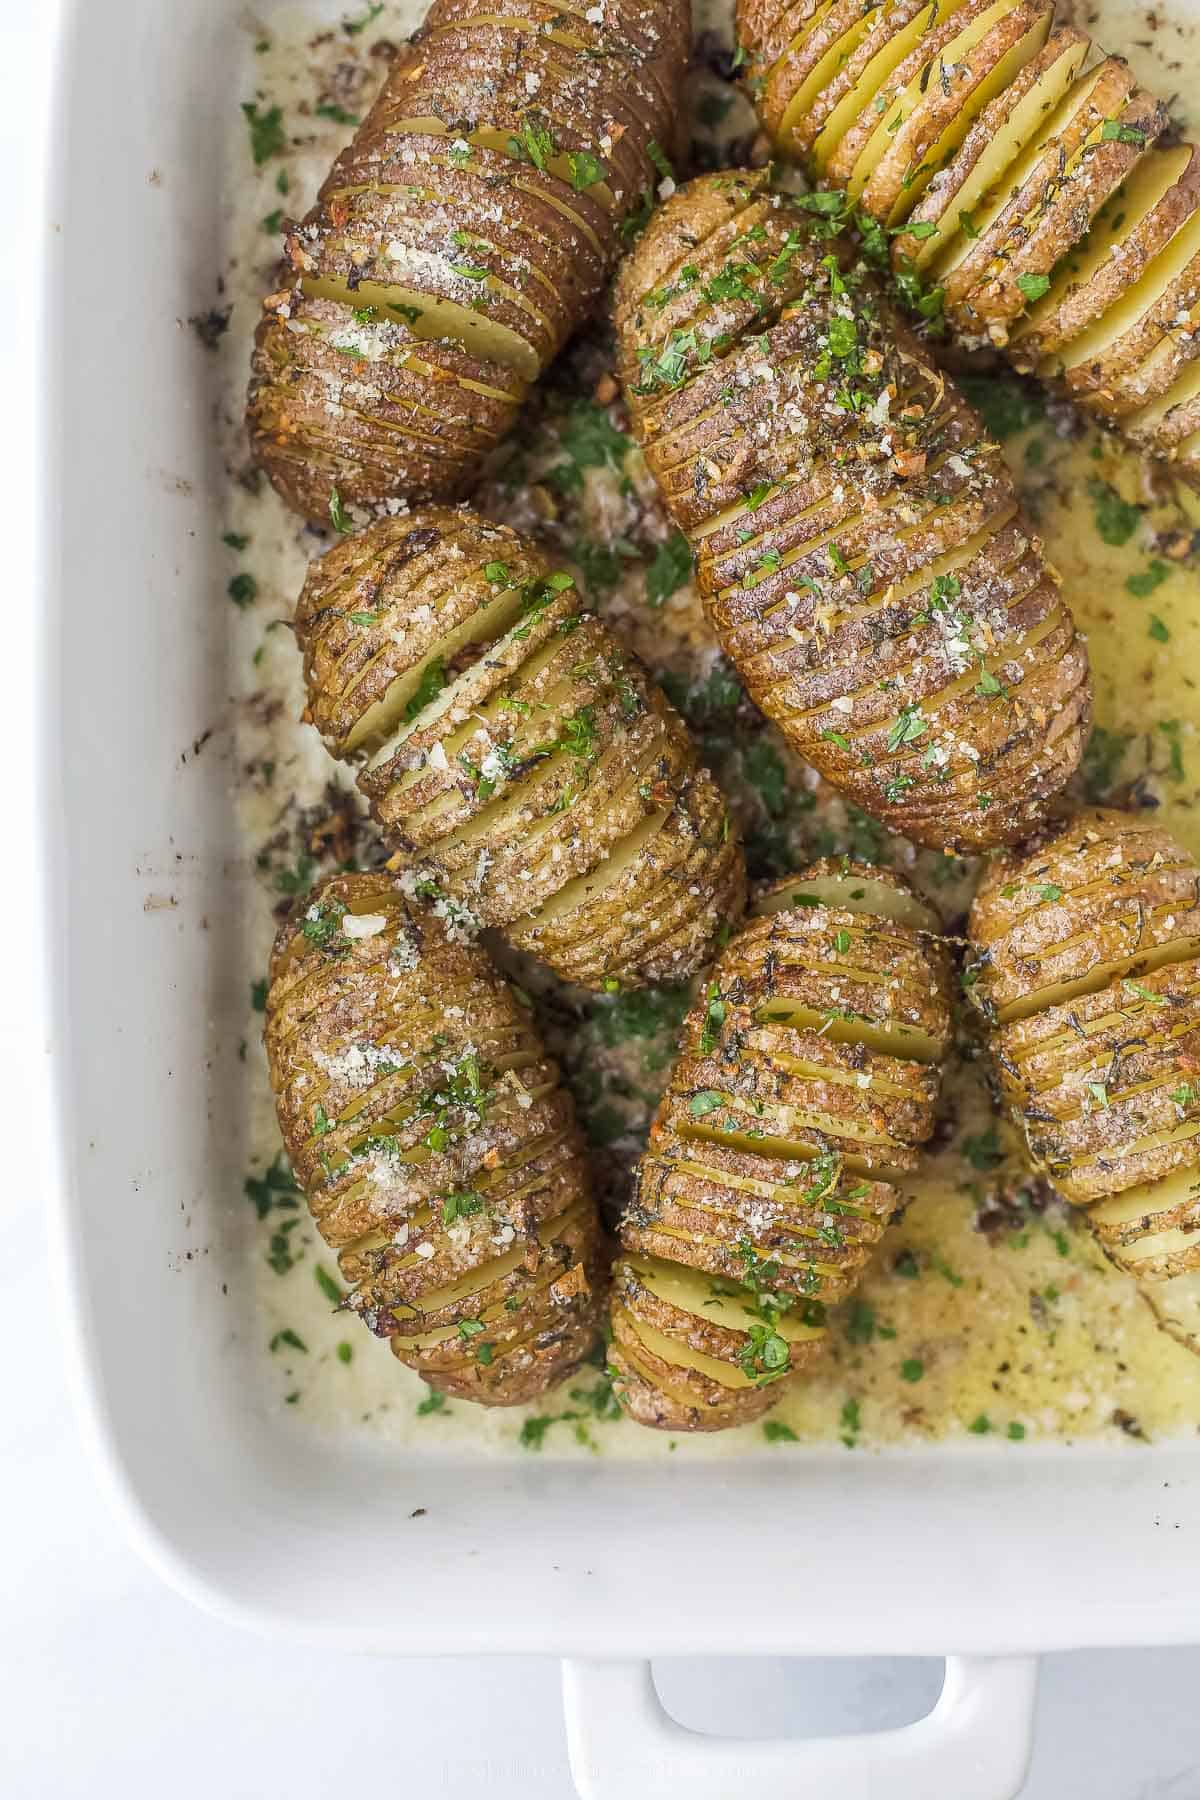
[{"left": 3, "top": 4, "right": 1199, "bottom": 1795}]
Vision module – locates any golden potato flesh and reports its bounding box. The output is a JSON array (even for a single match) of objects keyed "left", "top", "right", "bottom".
[
  {"left": 264, "top": 870, "right": 606, "bottom": 1404},
  {"left": 294, "top": 509, "right": 746, "bottom": 991},
  {"left": 610, "top": 863, "right": 953, "bottom": 1430},
  {"left": 735, "top": 0, "right": 1200, "bottom": 488},
  {"left": 246, "top": 0, "right": 689, "bottom": 521},
  {"left": 612, "top": 170, "right": 1090, "bottom": 851},
  {"left": 968, "top": 809, "right": 1200, "bottom": 1328}
]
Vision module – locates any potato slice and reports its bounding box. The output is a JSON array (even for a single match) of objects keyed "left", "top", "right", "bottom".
[
  {"left": 751, "top": 862, "right": 940, "bottom": 933},
  {"left": 264, "top": 870, "right": 606, "bottom": 1405}
]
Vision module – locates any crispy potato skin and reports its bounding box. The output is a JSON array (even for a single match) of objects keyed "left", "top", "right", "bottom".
[
  {"left": 612, "top": 171, "right": 1090, "bottom": 851},
  {"left": 246, "top": 0, "right": 689, "bottom": 521},
  {"left": 293, "top": 507, "right": 746, "bottom": 990},
  {"left": 264, "top": 870, "right": 607, "bottom": 1405},
  {"left": 610, "top": 862, "right": 953, "bottom": 1430},
  {"left": 968, "top": 809, "right": 1200, "bottom": 1335},
  {"left": 734, "top": 0, "right": 1200, "bottom": 490}
]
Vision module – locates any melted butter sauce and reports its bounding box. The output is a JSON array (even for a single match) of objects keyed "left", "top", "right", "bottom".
[{"left": 222, "top": 1, "right": 1200, "bottom": 1457}]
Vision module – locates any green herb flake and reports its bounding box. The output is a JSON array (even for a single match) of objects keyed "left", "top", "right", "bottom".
[
  {"left": 1126, "top": 559, "right": 1171, "bottom": 598},
  {"left": 404, "top": 656, "right": 447, "bottom": 722},
  {"left": 270, "top": 1328, "right": 307, "bottom": 1354},
  {"left": 1007, "top": 1421, "right": 1026, "bottom": 1441},
  {"left": 689, "top": 1089, "right": 725, "bottom": 1117},
  {"left": 1159, "top": 718, "right": 1186, "bottom": 782},
  {"left": 1101, "top": 120, "right": 1146, "bottom": 144},
  {"left": 567, "top": 149, "right": 605, "bottom": 190},
  {"left": 329, "top": 487, "right": 353, "bottom": 534},
  {"left": 242, "top": 101, "right": 287, "bottom": 165},
  {"left": 1015, "top": 272, "right": 1051, "bottom": 302},
  {"left": 900, "top": 1357, "right": 924, "bottom": 1383},
  {"left": 228, "top": 572, "right": 257, "bottom": 609},
  {"left": 763, "top": 1419, "right": 799, "bottom": 1443},
  {"left": 645, "top": 532, "right": 692, "bottom": 606},
  {"left": 315, "top": 1264, "right": 344, "bottom": 1306},
  {"left": 417, "top": 1386, "right": 448, "bottom": 1416},
  {"left": 336, "top": 1341, "right": 353, "bottom": 1364},
  {"left": 968, "top": 1413, "right": 992, "bottom": 1434},
  {"left": 343, "top": 0, "right": 384, "bottom": 31},
  {"left": 1087, "top": 477, "right": 1141, "bottom": 547},
  {"left": 1149, "top": 615, "right": 1170, "bottom": 643}
]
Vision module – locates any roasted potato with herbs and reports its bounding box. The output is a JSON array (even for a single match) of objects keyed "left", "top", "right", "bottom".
[
  {"left": 612, "top": 170, "right": 1090, "bottom": 852},
  {"left": 294, "top": 507, "right": 746, "bottom": 990},
  {"left": 736, "top": 0, "right": 1200, "bottom": 490},
  {"left": 968, "top": 808, "right": 1200, "bottom": 1357},
  {"left": 610, "top": 863, "right": 954, "bottom": 1431},
  {"left": 264, "top": 869, "right": 606, "bottom": 1403},
  {"left": 246, "top": 0, "right": 688, "bottom": 522}
]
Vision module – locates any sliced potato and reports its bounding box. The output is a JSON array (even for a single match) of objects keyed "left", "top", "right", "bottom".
[
  {"left": 247, "top": 0, "right": 689, "bottom": 517},
  {"left": 264, "top": 870, "right": 606, "bottom": 1404},
  {"left": 613, "top": 171, "right": 1090, "bottom": 851},
  {"left": 611, "top": 864, "right": 952, "bottom": 1429},
  {"left": 967, "top": 808, "right": 1200, "bottom": 1354},
  {"left": 294, "top": 508, "right": 745, "bottom": 990}
]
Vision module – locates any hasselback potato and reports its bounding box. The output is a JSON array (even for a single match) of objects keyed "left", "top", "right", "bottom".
[
  {"left": 967, "top": 808, "right": 1200, "bottom": 1357},
  {"left": 294, "top": 506, "right": 746, "bottom": 989},
  {"left": 610, "top": 863, "right": 954, "bottom": 1430},
  {"left": 612, "top": 169, "right": 1090, "bottom": 852},
  {"left": 737, "top": 0, "right": 1200, "bottom": 490},
  {"left": 265, "top": 869, "right": 606, "bottom": 1403},
  {"left": 247, "top": 0, "right": 689, "bottom": 522}
]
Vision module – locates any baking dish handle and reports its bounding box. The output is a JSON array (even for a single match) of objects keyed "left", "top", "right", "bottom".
[{"left": 561, "top": 1654, "right": 1038, "bottom": 1799}]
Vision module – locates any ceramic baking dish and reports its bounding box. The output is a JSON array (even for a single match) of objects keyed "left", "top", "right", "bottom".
[{"left": 38, "top": 0, "right": 1200, "bottom": 1793}]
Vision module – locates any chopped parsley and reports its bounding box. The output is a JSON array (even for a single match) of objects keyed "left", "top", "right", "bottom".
[
  {"left": 242, "top": 101, "right": 287, "bottom": 165},
  {"left": 404, "top": 656, "right": 447, "bottom": 722},
  {"left": 1126, "top": 559, "right": 1171, "bottom": 598},
  {"left": 567, "top": 150, "right": 605, "bottom": 190},
  {"left": 315, "top": 1264, "right": 344, "bottom": 1305},
  {"left": 1087, "top": 477, "right": 1141, "bottom": 547},
  {"left": 329, "top": 487, "right": 353, "bottom": 534},
  {"left": 645, "top": 532, "right": 693, "bottom": 606},
  {"left": 228, "top": 572, "right": 257, "bottom": 609}
]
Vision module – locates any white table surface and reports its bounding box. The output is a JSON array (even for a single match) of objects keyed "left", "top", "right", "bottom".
[{"left": 3, "top": 5, "right": 1199, "bottom": 1796}]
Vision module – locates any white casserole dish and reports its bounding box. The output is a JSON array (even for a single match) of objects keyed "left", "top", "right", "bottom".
[{"left": 39, "top": 1, "right": 1200, "bottom": 1793}]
